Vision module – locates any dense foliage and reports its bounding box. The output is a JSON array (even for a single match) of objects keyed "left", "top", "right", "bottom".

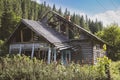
[
  {"left": 96, "top": 24, "right": 120, "bottom": 60},
  {"left": 0, "top": 0, "right": 103, "bottom": 41},
  {"left": 110, "top": 61, "right": 120, "bottom": 80},
  {"left": 0, "top": 55, "right": 112, "bottom": 80}
]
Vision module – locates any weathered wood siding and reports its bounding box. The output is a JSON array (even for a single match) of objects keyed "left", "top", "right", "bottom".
[
  {"left": 71, "top": 40, "right": 93, "bottom": 64},
  {"left": 93, "top": 43, "right": 106, "bottom": 64},
  {"left": 80, "top": 33, "right": 88, "bottom": 40}
]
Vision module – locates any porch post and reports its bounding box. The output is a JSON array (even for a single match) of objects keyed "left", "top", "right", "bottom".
[
  {"left": 19, "top": 44, "right": 22, "bottom": 55},
  {"left": 61, "top": 50, "right": 67, "bottom": 65},
  {"left": 61, "top": 51, "right": 64, "bottom": 64},
  {"left": 9, "top": 45, "right": 11, "bottom": 54},
  {"left": 48, "top": 47, "right": 51, "bottom": 64},
  {"left": 68, "top": 50, "right": 71, "bottom": 62},
  {"left": 31, "top": 43, "right": 35, "bottom": 58},
  {"left": 54, "top": 48, "right": 56, "bottom": 62}
]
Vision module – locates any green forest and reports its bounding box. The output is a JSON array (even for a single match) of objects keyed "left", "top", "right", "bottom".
[
  {"left": 0, "top": 0, "right": 120, "bottom": 80},
  {"left": 0, "top": 0, "right": 103, "bottom": 41}
]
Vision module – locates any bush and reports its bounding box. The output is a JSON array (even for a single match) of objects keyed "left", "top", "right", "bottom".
[
  {"left": 0, "top": 55, "right": 110, "bottom": 80},
  {"left": 110, "top": 61, "right": 120, "bottom": 80}
]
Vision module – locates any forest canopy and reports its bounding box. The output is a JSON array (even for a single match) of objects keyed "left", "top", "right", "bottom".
[{"left": 0, "top": 0, "right": 103, "bottom": 41}]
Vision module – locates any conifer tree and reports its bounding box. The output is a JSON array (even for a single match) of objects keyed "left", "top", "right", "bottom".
[
  {"left": 52, "top": 4, "right": 56, "bottom": 11},
  {"left": 58, "top": 7, "right": 62, "bottom": 15}
]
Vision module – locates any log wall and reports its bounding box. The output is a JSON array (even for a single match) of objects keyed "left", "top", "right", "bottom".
[
  {"left": 71, "top": 40, "right": 93, "bottom": 64},
  {"left": 93, "top": 43, "right": 106, "bottom": 64}
]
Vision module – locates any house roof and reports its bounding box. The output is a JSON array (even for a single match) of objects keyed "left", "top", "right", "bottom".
[
  {"left": 22, "top": 19, "right": 72, "bottom": 49},
  {"left": 7, "top": 10, "right": 108, "bottom": 51},
  {"left": 41, "top": 11, "right": 107, "bottom": 44},
  {"left": 22, "top": 19, "right": 69, "bottom": 43},
  {"left": 7, "top": 19, "right": 71, "bottom": 50}
]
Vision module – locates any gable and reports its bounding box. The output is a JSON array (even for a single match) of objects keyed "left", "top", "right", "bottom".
[
  {"left": 40, "top": 11, "right": 107, "bottom": 44},
  {"left": 22, "top": 19, "right": 69, "bottom": 43},
  {"left": 9, "top": 25, "right": 48, "bottom": 43},
  {"left": 7, "top": 19, "right": 71, "bottom": 50}
]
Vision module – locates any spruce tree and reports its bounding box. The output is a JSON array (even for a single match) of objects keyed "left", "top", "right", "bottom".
[
  {"left": 0, "top": 11, "right": 17, "bottom": 40},
  {"left": 52, "top": 4, "right": 56, "bottom": 11},
  {"left": 58, "top": 7, "right": 62, "bottom": 15}
]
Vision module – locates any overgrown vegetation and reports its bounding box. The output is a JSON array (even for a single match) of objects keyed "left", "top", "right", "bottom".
[
  {"left": 0, "top": 54, "right": 112, "bottom": 80},
  {"left": 96, "top": 24, "right": 120, "bottom": 60},
  {"left": 110, "top": 61, "right": 120, "bottom": 80}
]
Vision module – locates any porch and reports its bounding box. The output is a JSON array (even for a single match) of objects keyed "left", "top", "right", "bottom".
[{"left": 9, "top": 42, "right": 71, "bottom": 64}]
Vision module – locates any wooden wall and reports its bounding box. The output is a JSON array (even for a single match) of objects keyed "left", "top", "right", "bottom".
[
  {"left": 93, "top": 42, "right": 106, "bottom": 64},
  {"left": 71, "top": 40, "right": 93, "bottom": 64}
]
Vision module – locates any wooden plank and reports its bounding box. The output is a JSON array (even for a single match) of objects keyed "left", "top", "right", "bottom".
[
  {"left": 48, "top": 48, "right": 51, "bottom": 64},
  {"left": 61, "top": 51, "right": 64, "bottom": 64},
  {"left": 44, "top": 50, "right": 46, "bottom": 60},
  {"left": 31, "top": 43, "right": 35, "bottom": 58},
  {"left": 63, "top": 50, "right": 67, "bottom": 64},
  {"left": 58, "top": 21, "right": 61, "bottom": 33},
  {"left": 31, "top": 31, "right": 33, "bottom": 41},
  {"left": 9, "top": 45, "right": 11, "bottom": 54},
  {"left": 68, "top": 50, "right": 71, "bottom": 62},
  {"left": 66, "top": 24, "right": 69, "bottom": 39},
  {"left": 54, "top": 48, "right": 56, "bottom": 62},
  {"left": 20, "top": 30, "right": 23, "bottom": 42},
  {"left": 65, "top": 51, "right": 67, "bottom": 63},
  {"left": 38, "top": 48, "right": 41, "bottom": 59},
  {"left": 19, "top": 44, "right": 22, "bottom": 55}
]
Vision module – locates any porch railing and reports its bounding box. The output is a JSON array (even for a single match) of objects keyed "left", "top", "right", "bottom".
[{"left": 9, "top": 42, "right": 49, "bottom": 51}]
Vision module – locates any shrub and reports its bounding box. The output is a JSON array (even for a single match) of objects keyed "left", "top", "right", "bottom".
[
  {"left": 0, "top": 54, "right": 110, "bottom": 80},
  {"left": 110, "top": 61, "right": 120, "bottom": 80}
]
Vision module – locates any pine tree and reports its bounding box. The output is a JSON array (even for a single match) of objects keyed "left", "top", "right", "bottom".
[
  {"left": 52, "top": 4, "right": 56, "bottom": 11},
  {"left": 58, "top": 7, "right": 62, "bottom": 15},
  {"left": 12, "top": 0, "right": 22, "bottom": 17},
  {"left": 84, "top": 15, "right": 90, "bottom": 31},
  {"left": 79, "top": 16, "right": 86, "bottom": 28},
  {"left": 21, "top": 0, "right": 28, "bottom": 18},
  {"left": 0, "top": 0, "right": 4, "bottom": 16},
  {"left": 0, "top": 11, "right": 18, "bottom": 40},
  {"left": 0, "top": 0, "right": 4, "bottom": 28},
  {"left": 64, "top": 8, "right": 68, "bottom": 16},
  {"left": 71, "top": 13, "right": 76, "bottom": 23}
]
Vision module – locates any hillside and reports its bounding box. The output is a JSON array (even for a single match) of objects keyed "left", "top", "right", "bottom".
[{"left": 0, "top": 0, "right": 103, "bottom": 41}]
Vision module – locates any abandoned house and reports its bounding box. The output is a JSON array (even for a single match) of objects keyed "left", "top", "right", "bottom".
[{"left": 7, "top": 11, "right": 107, "bottom": 64}]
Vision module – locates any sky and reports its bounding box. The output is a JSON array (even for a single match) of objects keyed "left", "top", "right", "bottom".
[{"left": 35, "top": 0, "right": 120, "bottom": 26}]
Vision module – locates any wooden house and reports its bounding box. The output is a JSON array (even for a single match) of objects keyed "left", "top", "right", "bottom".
[{"left": 7, "top": 11, "right": 107, "bottom": 64}]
